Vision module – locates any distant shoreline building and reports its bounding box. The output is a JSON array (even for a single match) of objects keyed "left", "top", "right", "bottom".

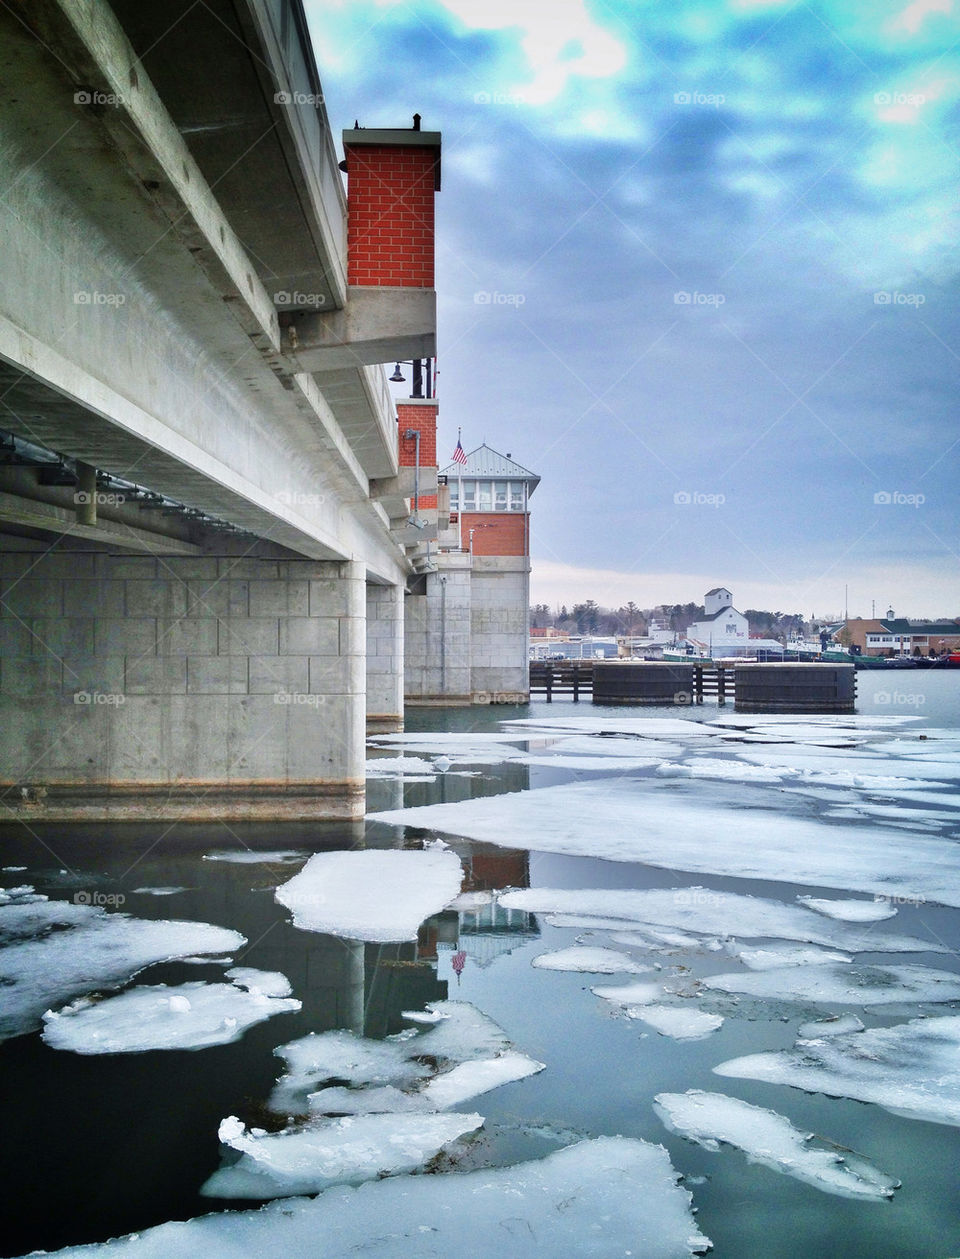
[{"left": 831, "top": 614, "right": 960, "bottom": 657}]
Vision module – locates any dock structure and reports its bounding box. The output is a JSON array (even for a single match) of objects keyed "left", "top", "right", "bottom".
[{"left": 531, "top": 661, "right": 856, "bottom": 711}]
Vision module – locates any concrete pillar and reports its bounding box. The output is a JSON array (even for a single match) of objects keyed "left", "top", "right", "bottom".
[
  {"left": 366, "top": 581, "right": 404, "bottom": 733},
  {"left": 0, "top": 547, "right": 366, "bottom": 820},
  {"left": 404, "top": 556, "right": 472, "bottom": 704}
]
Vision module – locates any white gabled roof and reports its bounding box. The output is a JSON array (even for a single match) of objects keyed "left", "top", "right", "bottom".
[{"left": 440, "top": 443, "right": 540, "bottom": 491}]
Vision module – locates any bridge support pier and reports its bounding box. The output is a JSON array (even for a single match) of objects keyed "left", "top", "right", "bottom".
[
  {"left": 366, "top": 581, "right": 404, "bottom": 733},
  {"left": 0, "top": 547, "right": 367, "bottom": 820}
]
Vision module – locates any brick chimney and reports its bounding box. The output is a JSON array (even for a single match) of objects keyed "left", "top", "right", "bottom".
[{"left": 342, "top": 122, "right": 441, "bottom": 289}]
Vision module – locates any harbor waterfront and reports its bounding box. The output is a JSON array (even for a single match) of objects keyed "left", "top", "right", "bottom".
[{"left": 1, "top": 672, "right": 959, "bottom": 1257}]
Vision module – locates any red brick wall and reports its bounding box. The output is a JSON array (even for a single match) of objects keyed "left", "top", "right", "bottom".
[
  {"left": 397, "top": 402, "right": 437, "bottom": 467},
  {"left": 344, "top": 144, "right": 436, "bottom": 287},
  {"left": 461, "top": 512, "right": 529, "bottom": 556}
]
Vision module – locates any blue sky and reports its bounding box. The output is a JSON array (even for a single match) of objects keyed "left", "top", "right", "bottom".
[{"left": 305, "top": 0, "right": 959, "bottom": 618}]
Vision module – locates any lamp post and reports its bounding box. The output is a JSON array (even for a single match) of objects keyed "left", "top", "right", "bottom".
[{"left": 389, "top": 359, "right": 433, "bottom": 398}]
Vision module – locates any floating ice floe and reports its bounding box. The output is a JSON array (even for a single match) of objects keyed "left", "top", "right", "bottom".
[
  {"left": 307, "top": 1084, "right": 429, "bottom": 1115},
  {"left": 0, "top": 884, "right": 46, "bottom": 905},
  {"left": 715, "top": 1015, "right": 960, "bottom": 1127},
  {"left": 42, "top": 972, "right": 300, "bottom": 1053},
  {"left": 364, "top": 755, "right": 436, "bottom": 777},
  {"left": 0, "top": 899, "right": 244, "bottom": 1040},
  {"left": 797, "top": 896, "right": 898, "bottom": 923},
  {"left": 275, "top": 848, "right": 463, "bottom": 942},
  {"left": 797, "top": 1014, "right": 865, "bottom": 1038},
  {"left": 203, "top": 850, "right": 307, "bottom": 864},
  {"left": 419, "top": 1050, "right": 545, "bottom": 1107},
  {"left": 734, "top": 747, "right": 957, "bottom": 784},
  {"left": 654, "top": 1089, "right": 898, "bottom": 1199},
  {"left": 704, "top": 962, "right": 960, "bottom": 1007},
  {"left": 498, "top": 888, "right": 941, "bottom": 954},
  {"left": 592, "top": 980, "right": 666, "bottom": 1006},
  {"left": 201, "top": 1111, "right": 484, "bottom": 1199},
  {"left": 732, "top": 944, "right": 853, "bottom": 970},
  {"left": 30, "top": 1137, "right": 711, "bottom": 1257},
  {"left": 224, "top": 967, "right": 293, "bottom": 997},
  {"left": 371, "top": 777, "right": 960, "bottom": 908},
  {"left": 532, "top": 946, "right": 652, "bottom": 974},
  {"left": 629, "top": 1007, "right": 723, "bottom": 1040},
  {"left": 270, "top": 1029, "right": 427, "bottom": 1113},
  {"left": 131, "top": 887, "right": 189, "bottom": 897}
]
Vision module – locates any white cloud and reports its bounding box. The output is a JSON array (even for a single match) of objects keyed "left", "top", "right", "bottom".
[
  {"left": 887, "top": 0, "right": 954, "bottom": 36},
  {"left": 436, "top": 0, "right": 628, "bottom": 105}
]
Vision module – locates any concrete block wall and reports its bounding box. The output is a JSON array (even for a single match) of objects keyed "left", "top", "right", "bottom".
[
  {"left": 0, "top": 549, "right": 366, "bottom": 819},
  {"left": 366, "top": 581, "right": 404, "bottom": 731},
  {"left": 470, "top": 559, "right": 530, "bottom": 701},
  {"left": 404, "top": 559, "right": 472, "bottom": 703}
]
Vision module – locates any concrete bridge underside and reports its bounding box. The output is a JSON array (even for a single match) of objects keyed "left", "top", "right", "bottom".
[{"left": 0, "top": 0, "right": 420, "bottom": 819}]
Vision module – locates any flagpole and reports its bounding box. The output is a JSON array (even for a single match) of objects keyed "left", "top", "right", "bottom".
[{"left": 457, "top": 426, "right": 463, "bottom": 552}]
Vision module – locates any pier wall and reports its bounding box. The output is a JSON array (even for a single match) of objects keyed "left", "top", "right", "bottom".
[{"left": 0, "top": 546, "right": 366, "bottom": 819}]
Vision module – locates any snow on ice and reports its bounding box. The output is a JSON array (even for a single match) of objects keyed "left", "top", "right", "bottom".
[
  {"left": 275, "top": 848, "right": 463, "bottom": 942},
  {"left": 716, "top": 1016, "right": 960, "bottom": 1127},
  {"left": 655, "top": 1089, "right": 898, "bottom": 1199}
]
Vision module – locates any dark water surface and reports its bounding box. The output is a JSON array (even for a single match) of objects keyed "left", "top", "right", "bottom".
[{"left": 2, "top": 676, "right": 959, "bottom": 1257}]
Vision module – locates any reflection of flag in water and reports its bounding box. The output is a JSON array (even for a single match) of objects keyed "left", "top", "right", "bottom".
[{"left": 451, "top": 950, "right": 466, "bottom": 983}]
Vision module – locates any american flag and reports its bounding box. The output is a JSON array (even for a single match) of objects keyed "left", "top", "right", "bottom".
[{"left": 451, "top": 439, "right": 467, "bottom": 465}]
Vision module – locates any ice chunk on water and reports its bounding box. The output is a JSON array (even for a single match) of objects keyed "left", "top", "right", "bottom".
[
  {"left": 704, "top": 962, "right": 960, "bottom": 1007},
  {"left": 630, "top": 1007, "right": 723, "bottom": 1040},
  {"left": 203, "top": 849, "right": 307, "bottom": 864},
  {"left": 420, "top": 1050, "right": 545, "bottom": 1108},
  {"left": 275, "top": 848, "right": 463, "bottom": 942},
  {"left": 796, "top": 896, "right": 897, "bottom": 922},
  {"left": 131, "top": 887, "right": 189, "bottom": 897},
  {"left": 532, "top": 946, "right": 652, "bottom": 974},
  {"left": 716, "top": 1015, "right": 960, "bottom": 1127},
  {"left": 654, "top": 1089, "right": 898, "bottom": 1199},
  {"left": 733, "top": 945, "right": 854, "bottom": 970},
  {"left": 498, "top": 887, "right": 941, "bottom": 954},
  {"left": 365, "top": 755, "right": 436, "bottom": 776},
  {"left": 41, "top": 977, "right": 300, "bottom": 1053},
  {"left": 592, "top": 980, "right": 665, "bottom": 1006},
  {"left": 270, "top": 1030, "right": 426, "bottom": 1113},
  {"left": 30, "top": 1136, "right": 712, "bottom": 1257},
  {"left": 0, "top": 901, "right": 244, "bottom": 1040},
  {"left": 413, "top": 999, "right": 513, "bottom": 1063},
  {"left": 307, "top": 1084, "right": 430, "bottom": 1115},
  {"left": 736, "top": 747, "right": 957, "bottom": 783},
  {"left": 224, "top": 967, "right": 293, "bottom": 997},
  {"left": 798, "top": 1014, "right": 865, "bottom": 1038},
  {"left": 201, "top": 1110, "right": 484, "bottom": 1199},
  {"left": 371, "top": 778, "right": 960, "bottom": 908}
]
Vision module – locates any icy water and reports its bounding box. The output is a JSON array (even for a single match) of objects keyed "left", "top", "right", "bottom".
[{"left": 2, "top": 674, "right": 959, "bottom": 1257}]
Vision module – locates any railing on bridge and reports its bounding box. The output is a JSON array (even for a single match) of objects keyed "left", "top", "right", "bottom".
[{"left": 529, "top": 661, "right": 734, "bottom": 704}]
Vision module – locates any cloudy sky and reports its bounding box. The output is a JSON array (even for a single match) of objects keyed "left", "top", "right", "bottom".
[{"left": 305, "top": 0, "right": 959, "bottom": 619}]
